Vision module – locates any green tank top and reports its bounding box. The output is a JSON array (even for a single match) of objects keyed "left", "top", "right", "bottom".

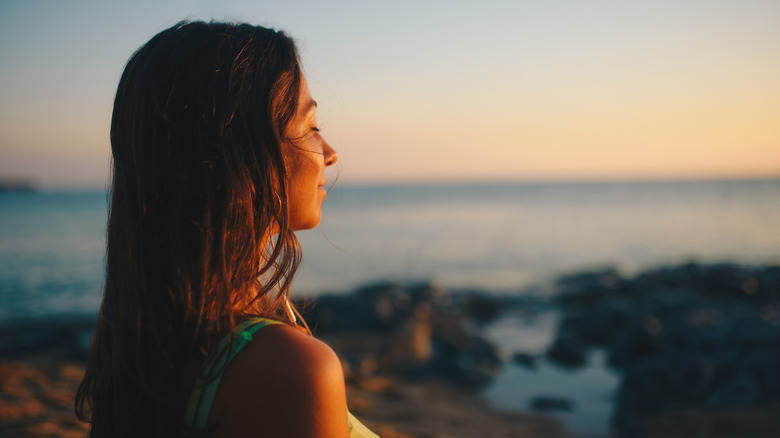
[{"left": 183, "top": 318, "right": 379, "bottom": 437}]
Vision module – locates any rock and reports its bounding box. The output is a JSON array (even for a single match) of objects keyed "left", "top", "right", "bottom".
[
  {"left": 706, "top": 368, "right": 762, "bottom": 408},
  {"left": 607, "top": 324, "right": 660, "bottom": 369},
  {"left": 555, "top": 267, "right": 625, "bottom": 308},
  {"left": 384, "top": 301, "right": 433, "bottom": 369},
  {"left": 424, "top": 310, "right": 501, "bottom": 388},
  {"left": 546, "top": 334, "right": 587, "bottom": 369},
  {"left": 0, "top": 317, "right": 95, "bottom": 361},
  {"left": 529, "top": 395, "right": 575, "bottom": 413},
  {"left": 512, "top": 352, "right": 538, "bottom": 369},
  {"left": 458, "top": 292, "right": 503, "bottom": 325},
  {"left": 305, "top": 281, "right": 502, "bottom": 389},
  {"left": 302, "top": 281, "right": 409, "bottom": 333},
  {"left": 558, "top": 304, "right": 630, "bottom": 347},
  {"left": 548, "top": 263, "right": 780, "bottom": 437}
]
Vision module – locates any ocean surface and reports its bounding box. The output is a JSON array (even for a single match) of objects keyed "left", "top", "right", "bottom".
[
  {"left": 2, "top": 179, "right": 779, "bottom": 436},
  {"left": 296, "top": 179, "right": 780, "bottom": 295}
]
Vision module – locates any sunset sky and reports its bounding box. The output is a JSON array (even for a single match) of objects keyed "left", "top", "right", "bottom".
[{"left": 1, "top": 0, "right": 778, "bottom": 188}]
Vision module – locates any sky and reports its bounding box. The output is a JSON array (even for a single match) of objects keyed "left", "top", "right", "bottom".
[{"left": 1, "top": 0, "right": 779, "bottom": 189}]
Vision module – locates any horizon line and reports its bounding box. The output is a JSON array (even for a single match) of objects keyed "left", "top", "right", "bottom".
[{"left": 5, "top": 174, "right": 779, "bottom": 194}]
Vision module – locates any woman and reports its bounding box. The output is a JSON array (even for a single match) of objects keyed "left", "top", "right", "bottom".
[{"left": 75, "top": 21, "right": 378, "bottom": 438}]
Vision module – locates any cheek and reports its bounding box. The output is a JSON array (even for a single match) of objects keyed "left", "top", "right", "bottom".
[
  {"left": 282, "top": 144, "right": 300, "bottom": 175},
  {"left": 285, "top": 152, "right": 321, "bottom": 209},
  {"left": 294, "top": 152, "right": 321, "bottom": 184},
  {"left": 283, "top": 143, "right": 316, "bottom": 174}
]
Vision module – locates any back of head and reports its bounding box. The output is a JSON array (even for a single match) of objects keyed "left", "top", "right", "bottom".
[{"left": 76, "top": 20, "right": 303, "bottom": 437}]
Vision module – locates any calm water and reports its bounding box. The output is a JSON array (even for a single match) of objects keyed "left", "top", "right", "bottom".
[
  {"left": 2, "top": 179, "right": 779, "bottom": 436},
  {"left": 0, "top": 191, "right": 106, "bottom": 321},
  {"left": 296, "top": 179, "right": 780, "bottom": 295}
]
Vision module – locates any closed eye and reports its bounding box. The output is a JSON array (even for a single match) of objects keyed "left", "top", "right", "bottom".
[{"left": 311, "top": 127, "right": 321, "bottom": 133}]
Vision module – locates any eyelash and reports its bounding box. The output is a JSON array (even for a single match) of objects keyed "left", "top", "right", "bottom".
[{"left": 311, "top": 127, "right": 321, "bottom": 133}]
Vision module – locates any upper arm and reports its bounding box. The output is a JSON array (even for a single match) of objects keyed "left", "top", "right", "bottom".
[{"left": 209, "top": 324, "right": 350, "bottom": 438}]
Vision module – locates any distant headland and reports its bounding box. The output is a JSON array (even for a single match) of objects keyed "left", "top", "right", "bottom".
[{"left": 0, "top": 177, "right": 37, "bottom": 193}]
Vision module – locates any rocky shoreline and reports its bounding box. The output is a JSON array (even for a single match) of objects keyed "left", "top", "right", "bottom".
[
  {"left": 549, "top": 263, "right": 780, "bottom": 437},
  {"left": 300, "top": 263, "right": 780, "bottom": 437},
  {"left": 0, "top": 295, "right": 575, "bottom": 438},
  {"left": 2, "top": 262, "right": 779, "bottom": 437}
]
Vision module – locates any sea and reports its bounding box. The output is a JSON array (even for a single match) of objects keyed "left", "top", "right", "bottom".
[{"left": 2, "top": 178, "right": 779, "bottom": 436}]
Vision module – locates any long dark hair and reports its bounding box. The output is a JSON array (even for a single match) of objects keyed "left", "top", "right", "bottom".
[{"left": 76, "top": 21, "right": 306, "bottom": 437}]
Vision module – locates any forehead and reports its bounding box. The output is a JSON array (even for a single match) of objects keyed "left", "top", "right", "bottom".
[{"left": 298, "top": 75, "right": 316, "bottom": 110}]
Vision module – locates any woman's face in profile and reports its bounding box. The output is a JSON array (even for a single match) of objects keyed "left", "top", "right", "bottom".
[{"left": 283, "top": 75, "right": 338, "bottom": 231}]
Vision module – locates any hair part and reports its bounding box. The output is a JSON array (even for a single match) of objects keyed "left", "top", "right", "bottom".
[{"left": 76, "top": 20, "right": 307, "bottom": 437}]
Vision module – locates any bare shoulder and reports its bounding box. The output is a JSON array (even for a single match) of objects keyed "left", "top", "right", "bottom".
[
  {"left": 240, "top": 323, "right": 343, "bottom": 380},
  {"left": 209, "top": 323, "right": 350, "bottom": 437}
]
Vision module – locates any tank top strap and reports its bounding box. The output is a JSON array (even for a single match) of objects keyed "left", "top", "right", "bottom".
[
  {"left": 183, "top": 317, "right": 283, "bottom": 430},
  {"left": 183, "top": 317, "right": 381, "bottom": 437}
]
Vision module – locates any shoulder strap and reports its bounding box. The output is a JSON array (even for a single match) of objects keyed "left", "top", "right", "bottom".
[
  {"left": 183, "top": 317, "right": 283, "bottom": 430},
  {"left": 184, "top": 318, "right": 381, "bottom": 437}
]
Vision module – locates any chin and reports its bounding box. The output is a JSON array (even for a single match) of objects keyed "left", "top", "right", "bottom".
[{"left": 290, "top": 215, "right": 321, "bottom": 231}]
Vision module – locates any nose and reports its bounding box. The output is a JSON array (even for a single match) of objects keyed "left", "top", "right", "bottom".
[{"left": 323, "top": 141, "right": 338, "bottom": 167}]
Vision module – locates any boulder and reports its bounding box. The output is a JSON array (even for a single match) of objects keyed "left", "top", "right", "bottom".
[
  {"left": 549, "top": 263, "right": 780, "bottom": 437},
  {"left": 304, "top": 282, "right": 502, "bottom": 389}
]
